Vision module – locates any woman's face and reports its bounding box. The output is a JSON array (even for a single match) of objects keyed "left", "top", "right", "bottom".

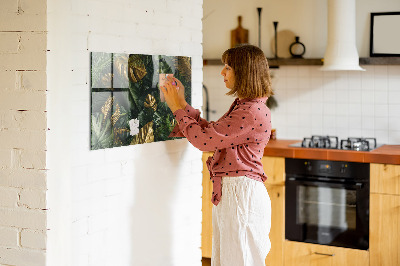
[{"left": 220, "top": 64, "right": 235, "bottom": 89}]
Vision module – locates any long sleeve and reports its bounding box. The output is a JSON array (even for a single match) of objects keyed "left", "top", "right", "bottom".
[
  {"left": 171, "top": 97, "right": 271, "bottom": 206},
  {"left": 172, "top": 105, "right": 257, "bottom": 152},
  {"left": 169, "top": 104, "right": 210, "bottom": 137}
]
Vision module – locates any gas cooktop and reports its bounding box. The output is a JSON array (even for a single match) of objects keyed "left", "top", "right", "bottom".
[{"left": 289, "top": 135, "right": 382, "bottom": 151}]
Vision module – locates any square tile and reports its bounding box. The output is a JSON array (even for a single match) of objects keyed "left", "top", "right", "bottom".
[
  {"left": 375, "top": 104, "right": 388, "bottom": 117},
  {"left": 389, "top": 104, "right": 400, "bottom": 117}
]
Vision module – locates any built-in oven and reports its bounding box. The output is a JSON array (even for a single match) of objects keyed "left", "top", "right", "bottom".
[{"left": 285, "top": 158, "right": 370, "bottom": 250}]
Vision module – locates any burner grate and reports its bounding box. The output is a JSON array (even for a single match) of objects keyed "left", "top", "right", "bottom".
[
  {"left": 301, "top": 135, "right": 339, "bottom": 149},
  {"left": 296, "top": 136, "right": 378, "bottom": 151},
  {"left": 340, "top": 137, "right": 377, "bottom": 151}
]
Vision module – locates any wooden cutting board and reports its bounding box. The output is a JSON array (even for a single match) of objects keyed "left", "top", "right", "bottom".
[{"left": 231, "top": 16, "right": 249, "bottom": 48}]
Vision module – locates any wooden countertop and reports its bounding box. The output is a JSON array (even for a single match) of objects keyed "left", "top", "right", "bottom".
[{"left": 263, "top": 139, "right": 400, "bottom": 165}]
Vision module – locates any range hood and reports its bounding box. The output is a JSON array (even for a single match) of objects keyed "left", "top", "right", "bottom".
[{"left": 320, "top": 0, "right": 365, "bottom": 71}]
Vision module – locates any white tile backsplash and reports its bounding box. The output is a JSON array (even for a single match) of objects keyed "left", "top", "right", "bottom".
[
  {"left": 362, "top": 116, "right": 375, "bottom": 130},
  {"left": 374, "top": 90, "right": 388, "bottom": 104},
  {"left": 362, "top": 67, "right": 375, "bottom": 87},
  {"left": 375, "top": 130, "right": 389, "bottom": 144},
  {"left": 298, "top": 77, "right": 311, "bottom": 89},
  {"left": 286, "top": 77, "right": 299, "bottom": 89},
  {"left": 336, "top": 103, "right": 349, "bottom": 116},
  {"left": 323, "top": 103, "right": 336, "bottom": 116},
  {"left": 273, "top": 65, "right": 400, "bottom": 144},
  {"left": 336, "top": 115, "right": 348, "bottom": 129},
  {"left": 361, "top": 104, "right": 375, "bottom": 117},
  {"left": 388, "top": 91, "right": 400, "bottom": 104},
  {"left": 203, "top": 64, "right": 400, "bottom": 144},
  {"left": 375, "top": 104, "right": 389, "bottom": 117},
  {"left": 389, "top": 131, "right": 400, "bottom": 143},
  {"left": 374, "top": 65, "right": 388, "bottom": 77},
  {"left": 389, "top": 104, "right": 400, "bottom": 117},
  {"left": 362, "top": 89, "right": 375, "bottom": 103},
  {"left": 389, "top": 117, "right": 400, "bottom": 131},
  {"left": 388, "top": 76, "right": 400, "bottom": 91},
  {"left": 374, "top": 77, "right": 388, "bottom": 91}
]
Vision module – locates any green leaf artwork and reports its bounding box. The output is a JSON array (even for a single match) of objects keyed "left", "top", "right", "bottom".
[{"left": 90, "top": 52, "right": 192, "bottom": 150}]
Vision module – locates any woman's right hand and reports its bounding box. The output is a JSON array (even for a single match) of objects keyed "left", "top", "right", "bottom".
[{"left": 168, "top": 76, "right": 187, "bottom": 108}]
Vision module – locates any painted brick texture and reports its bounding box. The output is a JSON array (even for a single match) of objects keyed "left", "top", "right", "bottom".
[
  {"left": 2, "top": 0, "right": 203, "bottom": 265},
  {"left": 0, "top": 0, "right": 48, "bottom": 265},
  {"left": 46, "top": 0, "right": 203, "bottom": 266}
]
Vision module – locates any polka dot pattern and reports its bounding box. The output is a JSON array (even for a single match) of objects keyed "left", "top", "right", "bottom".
[{"left": 170, "top": 97, "right": 272, "bottom": 206}]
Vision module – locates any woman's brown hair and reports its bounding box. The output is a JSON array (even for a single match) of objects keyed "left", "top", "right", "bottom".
[{"left": 221, "top": 44, "right": 273, "bottom": 99}]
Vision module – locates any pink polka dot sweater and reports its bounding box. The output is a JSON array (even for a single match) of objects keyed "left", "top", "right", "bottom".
[{"left": 170, "top": 97, "right": 271, "bottom": 206}]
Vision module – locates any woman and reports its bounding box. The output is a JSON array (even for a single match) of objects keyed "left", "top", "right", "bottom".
[{"left": 161, "top": 44, "right": 273, "bottom": 266}]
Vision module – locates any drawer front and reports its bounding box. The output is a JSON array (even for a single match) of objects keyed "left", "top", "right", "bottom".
[{"left": 284, "top": 241, "right": 369, "bottom": 266}]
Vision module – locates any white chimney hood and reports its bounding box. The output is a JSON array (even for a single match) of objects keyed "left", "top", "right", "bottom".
[{"left": 320, "top": 0, "right": 365, "bottom": 71}]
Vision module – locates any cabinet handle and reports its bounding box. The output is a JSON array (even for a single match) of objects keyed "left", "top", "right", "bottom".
[{"left": 314, "top": 252, "right": 335, "bottom": 257}]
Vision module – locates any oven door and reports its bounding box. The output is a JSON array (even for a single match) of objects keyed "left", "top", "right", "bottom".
[{"left": 285, "top": 177, "right": 369, "bottom": 250}]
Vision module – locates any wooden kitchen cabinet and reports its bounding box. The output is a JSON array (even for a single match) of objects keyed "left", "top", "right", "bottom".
[
  {"left": 261, "top": 156, "right": 285, "bottom": 186},
  {"left": 264, "top": 184, "right": 285, "bottom": 266},
  {"left": 370, "top": 163, "right": 400, "bottom": 195},
  {"left": 370, "top": 163, "right": 400, "bottom": 266},
  {"left": 370, "top": 193, "right": 400, "bottom": 266},
  {"left": 201, "top": 154, "right": 286, "bottom": 266},
  {"left": 262, "top": 156, "right": 285, "bottom": 266},
  {"left": 284, "top": 241, "right": 369, "bottom": 266},
  {"left": 202, "top": 152, "right": 213, "bottom": 258}
]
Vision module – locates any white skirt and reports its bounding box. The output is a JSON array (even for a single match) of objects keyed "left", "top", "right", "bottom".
[{"left": 212, "top": 176, "right": 271, "bottom": 266}]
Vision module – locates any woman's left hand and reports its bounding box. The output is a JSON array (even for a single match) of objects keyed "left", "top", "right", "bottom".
[{"left": 160, "top": 78, "right": 185, "bottom": 113}]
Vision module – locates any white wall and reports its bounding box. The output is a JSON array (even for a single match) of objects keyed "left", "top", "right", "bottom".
[
  {"left": 204, "top": 0, "right": 326, "bottom": 59},
  {"left": 0, "top": 0, "right": 48, "bottom": 265},
  {"left": 203, "top": 0, "right": 400, "bottom": 58},
  {"left": 203, "top": 0, "right": 400, "bottom": 145},
  {"left": 47, "top": 0, "right": 203, "bottom": 266}
]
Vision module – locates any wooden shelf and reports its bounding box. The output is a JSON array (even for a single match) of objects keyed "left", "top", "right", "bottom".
[
  {"left": 203, "top": 58, "right": 323, "bottom": 67},
  {"left": 203, "top": 57, "right": 400, "bottom": 67},
  {"left": 359, "top": 57, "right": 400, "bottom": 65},
  {"left": 268, "top": 58, "right": 322, "bottom": 67}
]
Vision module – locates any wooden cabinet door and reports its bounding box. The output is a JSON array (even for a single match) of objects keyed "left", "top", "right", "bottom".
[
  {"left": 284, "top": 241, "right": 369, "bottom": 266},
  {"left": 201, "top": 152, "right": 213, "bottom": 258},
  {"left": 262, "top": 156, "right": 285, "bottom": 265},
  {"left": 262, "top": 156, "right": 285, "bottom": 186},
  {"left": 370, "top": 163, "right": 400, "bottom": 195},
  {"left": 370, "top": 193, "right": 400, "bottom": 266},
  {"left": 264, "top": 184, "right": 284, "bottom": 266}
]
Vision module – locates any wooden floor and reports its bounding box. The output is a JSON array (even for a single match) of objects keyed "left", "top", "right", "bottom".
[{"left": 202, "top": 257, "right": 211, "bottom": 266}]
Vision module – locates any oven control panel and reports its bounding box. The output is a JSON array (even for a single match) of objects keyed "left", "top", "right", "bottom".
[{"left": 286, "top": 158, "right": 369, "bottom": 180}]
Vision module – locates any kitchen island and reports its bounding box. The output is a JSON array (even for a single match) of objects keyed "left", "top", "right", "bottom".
[{"left": 202, "top": 140, "right": 400, "bottom": 266}]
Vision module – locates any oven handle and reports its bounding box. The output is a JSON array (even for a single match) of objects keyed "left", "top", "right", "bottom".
[{"left": 286, "top": 177, "right": 364, "bottom": 189}]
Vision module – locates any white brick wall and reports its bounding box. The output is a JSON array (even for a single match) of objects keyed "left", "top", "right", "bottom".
[
  {"left": 0, "top": 0, "right": 48, "bottom": 265},
  {"left": 21, "top": 229, "right": 47, "bottom": 250},
  {"left": 0, "top": 227, "right": 19, "bottom": 247},
  {"left": 47, "top": 1, "right": 203, "bottom": 266}
]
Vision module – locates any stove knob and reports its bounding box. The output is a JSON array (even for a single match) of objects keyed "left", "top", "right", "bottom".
[
  {"left": 340, "top": 164, "right": 347, "bottom": 174},
  {"left": 305, "top": 162, "right": 312, "bottom": 171}
]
